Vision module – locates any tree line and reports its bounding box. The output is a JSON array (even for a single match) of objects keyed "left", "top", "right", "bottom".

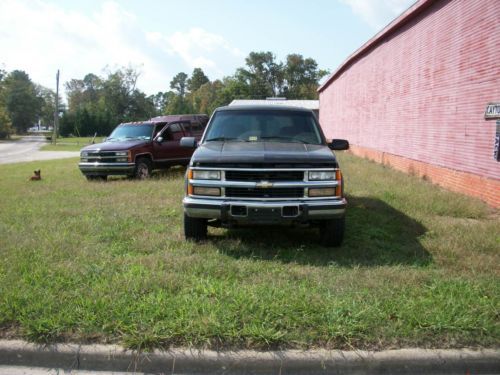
[
  {"left": 0, "top": 69, "right": 56, "bottom": 138},
  {"left": 0, "top": 51, "right": 328, "bottom": 138}
]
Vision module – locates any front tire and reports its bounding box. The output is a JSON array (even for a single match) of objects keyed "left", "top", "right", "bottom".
[
  {"left": 134, "top": 158, "right": 152, "bottom": 179},
  {"left": 184, "top": 213, "right": 207, "bottom": 241},
  {"left": 319, "top": 217, "right": 345, "bottom": 247}
]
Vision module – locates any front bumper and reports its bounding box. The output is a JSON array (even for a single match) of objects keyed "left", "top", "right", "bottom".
[
  {"left": 79, "top": 162, "right": 136, "bottom": 176},
  {"left": 183, "top": 196, "right": 347, "bottom": 224}
]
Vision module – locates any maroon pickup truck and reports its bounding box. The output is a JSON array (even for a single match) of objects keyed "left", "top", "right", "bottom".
[{"left": 79, "top": 114, "right": 208, "bottom": 180}]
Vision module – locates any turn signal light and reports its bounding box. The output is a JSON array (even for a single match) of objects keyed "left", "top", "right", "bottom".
[
  {"left": 192, "top": 186, "right": 221, "bottom": 196},
  {"left": 308, "top": 187, "right": 336, "bottom": 197}
]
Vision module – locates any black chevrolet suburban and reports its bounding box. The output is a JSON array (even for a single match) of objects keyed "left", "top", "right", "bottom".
[{"left": 180, "top": 105, "right": 349, "bottom": 246}]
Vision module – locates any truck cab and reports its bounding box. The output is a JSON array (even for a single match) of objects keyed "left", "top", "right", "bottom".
[{"left": 181, "top": 106, "right": 349, "bottom": 247}]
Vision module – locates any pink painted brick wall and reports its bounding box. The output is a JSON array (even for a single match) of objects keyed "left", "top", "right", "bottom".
[{"left": 319, "top": 0, "right": 500, "bottom": 181}]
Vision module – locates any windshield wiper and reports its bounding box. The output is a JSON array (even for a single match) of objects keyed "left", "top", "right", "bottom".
[
  {"left": 259, "top": 136, "right": 312, "bottom": 144},
  {"left": 205, "top": 137, "right": 247, "bottom": 142}
]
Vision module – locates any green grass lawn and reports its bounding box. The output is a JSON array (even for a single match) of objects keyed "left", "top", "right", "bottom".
[
  {"left": 0, "top": 153, "right": 498, "bottom": 350},
  {"left": 40, "top": 136, "right": 104, "bottom": 152}
]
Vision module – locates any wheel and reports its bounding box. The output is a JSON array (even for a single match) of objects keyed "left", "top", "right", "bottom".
[
  {"left": 319, "top": 217, "right": 345, "bottom": 247},
  {"left": 86, "top": 175, "right": 107, "bottom": 181},
  {"left": 134, "top": 158, "right": 152, "bottom": 179},
  {"left": 184, "top": 213, "right": 207, "bottom": 241}
]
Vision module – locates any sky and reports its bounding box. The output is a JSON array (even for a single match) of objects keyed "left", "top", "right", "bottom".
[{"left": 0, "top": 0, "right": 415, "bottom": 97}]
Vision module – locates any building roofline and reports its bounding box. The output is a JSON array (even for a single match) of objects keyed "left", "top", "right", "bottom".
[{"left": 318, "top": 0, "right": 436, "bottom": 93}]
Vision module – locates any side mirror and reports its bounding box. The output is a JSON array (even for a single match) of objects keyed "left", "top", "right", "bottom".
[
  {"left": 156, "top": 136, "right": 163, "bottom": 143},
  {"left": 180, "top": 137, "right": 197, "bottom": 148},
  {"left": 328, "top": 139, "right": 349, "bottom": 151}
]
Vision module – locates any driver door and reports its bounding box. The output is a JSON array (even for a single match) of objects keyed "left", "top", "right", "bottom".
[{"left": 154, "top": 122, "right": 190, "bottom": 167}]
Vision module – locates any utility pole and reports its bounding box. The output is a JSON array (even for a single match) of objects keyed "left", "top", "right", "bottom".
[{"left": 53, "top": 69, "right": 60, "bottom": 145}]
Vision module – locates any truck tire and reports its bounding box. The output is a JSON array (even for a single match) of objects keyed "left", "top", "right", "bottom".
[
  {"left": 134, "top": 157, "right": 152, "bottom": 179},
  {"left": 86, "top": 175, "right": 107, "bottom": 181},
  {"left": 319, "top": 217, "right": 345, "bottom": 247},
  {"left": 184, "top": 213, "right": 207, "bottom": 241}
]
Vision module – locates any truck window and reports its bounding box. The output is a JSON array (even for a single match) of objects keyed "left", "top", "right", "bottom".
[
  {"left": 153, "top": 123, "right": 166, "bottom": 138},
  {"left": 204, "top": 110, "right": 322, "bottom": 144},
  {"left": 165, "top": 123, "right": 184, "bottom": 141}
]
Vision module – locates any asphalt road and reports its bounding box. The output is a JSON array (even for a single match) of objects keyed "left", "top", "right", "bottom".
[{"left": 0, "top": 136, "right": 79, "bottom": 164}]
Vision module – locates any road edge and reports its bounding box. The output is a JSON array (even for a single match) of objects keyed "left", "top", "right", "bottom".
[{"left": 0, "top": 340, "right": 499, "bottom": 374}]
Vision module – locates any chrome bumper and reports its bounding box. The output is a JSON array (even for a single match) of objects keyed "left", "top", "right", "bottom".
[
  {"left": 79, "top": 162, "right": 136, "bottom": 175},
  {"left": 183, "top": 196, "right": 347, "bottom": 223}
]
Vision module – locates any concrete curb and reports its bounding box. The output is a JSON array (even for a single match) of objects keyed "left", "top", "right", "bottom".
[{"left": 0, "top": 340, "right": 499, "bottom": 374}]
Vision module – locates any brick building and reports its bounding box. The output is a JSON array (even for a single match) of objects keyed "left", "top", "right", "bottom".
[{"left": 318, "top": 0, "right": 500, "bottom": 207}]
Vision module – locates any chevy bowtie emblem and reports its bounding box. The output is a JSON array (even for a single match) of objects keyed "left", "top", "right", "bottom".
[{"left": 256, "top": 181, "right": 273, "bottom": 188}]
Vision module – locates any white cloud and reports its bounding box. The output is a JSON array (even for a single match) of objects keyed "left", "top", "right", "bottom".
[
  {"left": 340, "top": 0, "right": 416, "bottom": 29},
  {"left": 0, "top": 1, "right": 243, "bottom": 96},
  {"left": 148, "top": 27, "right": 244, "bottom": 75}
]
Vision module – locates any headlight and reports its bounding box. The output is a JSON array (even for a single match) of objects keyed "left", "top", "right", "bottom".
[
  {"left": 309, "top": 171, "right": 335, "bottom": 181},
  {"left": 115, "top": 151, "right": 128, "bottom": 156},
  {"left": 192, "top": 186, "right": 221, "bottom": 196},
  {"left": 308, "top": 187, "right": 337, "bottom": 197},
  {"left": 192, "top": 170, "right": 221, "bottom": 180},
  {"left": 81, "top": 151, "right": 88, "bottom": 157}
]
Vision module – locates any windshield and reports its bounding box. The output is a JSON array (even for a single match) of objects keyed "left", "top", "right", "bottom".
[
  {"left": 204, "top": 110, "right": 323, "bottom": 144},
  {"left": 107, "top": 124, "right": 154, "bottom": 141}
]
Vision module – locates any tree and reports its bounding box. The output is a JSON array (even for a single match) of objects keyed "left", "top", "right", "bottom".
[
  {"left": 65, "top": 78, "right": 86, "bottom": 113},
  {"left": 283, "top": 54, "right": 329, "bottom": 99},
  {"left": 100, "top": 67, "right": 140, "bottom": 121},
  {"left": 3, "top": 70, "right": 40, "bottom": 133},
  {"left": 170, "top": 72, "right": 188, "bottom": 98},
  {"left": 239, "top": 52, "right": 283, "bottom": 98},
  {"left": 187, "top": 68, "right": 209, "bottom": 92},
  {"left": 36, "top": 85, "right": 56, "bottom": 128},
  {"left": 0, "top": 106, "right": 12, "bottom": 139},
  {"left": 220, "top": 73, "right": 251, "bottom": 101},
  {"left": 190, "top": 80, "right": 225, "bottom": 115},
  {"left": 127, "top": 89, "right": 156, "bottom": 120},
  {"left": 62, "top": 67, "right": 155, "bottom": 136},
  {"left": 0, "top": 68, "right": 10, "bottom": 138},
  {"left": 164, "top": 94, "right": 192, "bottom": 115}
]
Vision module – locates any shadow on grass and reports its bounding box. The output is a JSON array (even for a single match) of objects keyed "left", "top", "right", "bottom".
[{"left": 212, "top": 196, "right": 431, "bottom": 267}]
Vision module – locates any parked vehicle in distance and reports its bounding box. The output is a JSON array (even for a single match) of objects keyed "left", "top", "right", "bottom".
[
  {"left": 79, "top": 114, "right": 209, "bottom": 181},
  {"left": 180, "top": 105, "right": 349, "bottom": 247}
]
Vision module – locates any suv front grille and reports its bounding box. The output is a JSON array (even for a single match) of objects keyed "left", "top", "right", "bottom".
[
  {"left": 225, "top": 170, "right": 304, "bottom": 182},
  {"left": 84, "top": 151, "right": 122, "bottom": 163},
  {"left": 225, "top": 187, "right": 304, "bottom": 198}
]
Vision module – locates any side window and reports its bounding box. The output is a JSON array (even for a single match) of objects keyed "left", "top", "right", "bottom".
[
  {"left": 179, "top": 121, "right": 191, "bottom": 135},
  {"left": 165, "top": 123, "right": 184, "bottom": 141},
  {"left": 153, "top": 123, "right": 166, "bottom": 138},
  {"left": 190, "top": 122, "right": 204, "bottom": 132}
]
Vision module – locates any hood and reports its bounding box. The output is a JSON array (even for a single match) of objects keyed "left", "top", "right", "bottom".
[
  {"left": 191, "top": 141, "right": 336, "bottom": 165},
  {"left": 81, "top": 139, "right": 149, "bottom": 152}
]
